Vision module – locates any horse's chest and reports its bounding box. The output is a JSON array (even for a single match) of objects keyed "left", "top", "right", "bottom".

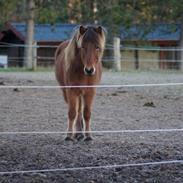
[{"left": 73, "top": 88, "right": 94, "bottom": 96}]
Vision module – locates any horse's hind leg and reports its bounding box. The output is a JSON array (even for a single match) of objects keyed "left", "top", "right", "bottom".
[
  {"left": 74, "top": 97, "right": 84, "bottom": 140},
  {"left": 65, "top": 92, "right": 78, "bottom": 141}
]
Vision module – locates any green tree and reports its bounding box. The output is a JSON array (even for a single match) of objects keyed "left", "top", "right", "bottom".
[
  {"left": 96, "top": 0, "right": 183, "bottom": 35},
  {"left": 0, "top": 0, "right": 25, "bottom": 26}
]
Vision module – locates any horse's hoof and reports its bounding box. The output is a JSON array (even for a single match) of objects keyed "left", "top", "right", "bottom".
[
  {"left": 75, "top": 133, "right": 84, "bottom": 141},
  {"left": 65, "top": 136, "right": 74, "bottom": 141},
  {"left": 84, "top": 136, "right": 93, "bottom": 141}
]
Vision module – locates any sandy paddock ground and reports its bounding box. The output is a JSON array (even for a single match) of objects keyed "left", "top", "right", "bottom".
[{"left": 0, "top": 71, "right": 183, "bottom": 183}]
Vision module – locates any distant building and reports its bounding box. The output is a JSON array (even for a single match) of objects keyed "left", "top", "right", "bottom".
[
  {"left": 0, "top": 22, "right": 182, "bottom": 70},
  {"left": 0, "top": 22, "right": 76, "bottom": 67},
  {"left": 120, "top": 24, "right": 181, "bottom": 70}
]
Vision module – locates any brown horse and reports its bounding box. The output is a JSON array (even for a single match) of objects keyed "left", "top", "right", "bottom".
[{"left": 55, "top": 25, "right": 106, "bottom": 141}]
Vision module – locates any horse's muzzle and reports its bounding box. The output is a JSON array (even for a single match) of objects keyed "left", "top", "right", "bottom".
[{"left": 84, "top": 66, "right": 96, "bottom": 76}]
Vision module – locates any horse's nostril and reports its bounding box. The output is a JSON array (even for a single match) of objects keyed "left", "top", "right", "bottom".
[
  {"left": 88, "top": 68, "right": 94, "bottom": 73},
  {"left": 84, "top": 67, "right": 95, "bottom": 75}
]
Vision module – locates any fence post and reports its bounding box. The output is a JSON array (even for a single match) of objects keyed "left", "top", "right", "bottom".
[
  {"left": 32, "top": 42, "right": 37, "bottom": 71},
  {"left": 113, "top": 37, "right": 121, "bottom": 71},
  {"left": 134, "top": 48, "right": 139, "bottom": 69}
]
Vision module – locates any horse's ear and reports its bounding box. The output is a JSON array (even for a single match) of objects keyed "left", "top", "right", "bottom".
[
  {"left": 79, "top": 25, "right": 87, "bottom": 35},
  {"left": 95, "top": 26, "right": 103, "bottom": 35}
]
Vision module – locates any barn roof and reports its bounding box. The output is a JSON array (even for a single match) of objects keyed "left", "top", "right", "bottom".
[
  {"left": 5, "top": 22, "right": 77, "bottom": 42},
  {"left": 1, "top": 22, "right": 181, "bottom": 43},
  {"left": 120, "top": 24, "right": 180, "bottom": 41}
]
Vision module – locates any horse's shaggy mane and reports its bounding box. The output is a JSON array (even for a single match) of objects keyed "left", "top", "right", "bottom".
[{"left": 64, "top": 25, "right": 106, "bottom": 71}]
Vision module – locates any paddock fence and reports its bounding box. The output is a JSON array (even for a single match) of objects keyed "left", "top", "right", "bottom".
[
  {"left": 0, "top": 41, "right": 183, "bottom": 70},
  {"left": 0, "top": 80, "right": 183, "bottom": 175}
]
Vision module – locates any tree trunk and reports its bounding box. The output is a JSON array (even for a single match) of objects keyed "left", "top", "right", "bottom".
[{"left": 24, "top": 0, "right": 35, "bottom": 69}]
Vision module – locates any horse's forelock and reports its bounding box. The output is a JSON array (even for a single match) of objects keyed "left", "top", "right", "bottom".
[
  {"left": 75, "top": 25, "right": 106, "bottom": 49},
  {"left": 81, "top": 26, "right": 106, "bottom": 50}
]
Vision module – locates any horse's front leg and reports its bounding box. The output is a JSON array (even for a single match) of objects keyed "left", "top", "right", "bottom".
[
  {"left": 65, "top": 91, "right": 78, "bottom": 141},
  {"left": 74, "top": 96, "right": 84, "bottom": 140},
  {"left": 83, "top": 89, "right": 95, "bottom": 141}
]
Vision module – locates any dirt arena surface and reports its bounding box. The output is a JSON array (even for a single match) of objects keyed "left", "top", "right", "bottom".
[{"left": 0, "top": 70, "right": 183, "bottom": 183}]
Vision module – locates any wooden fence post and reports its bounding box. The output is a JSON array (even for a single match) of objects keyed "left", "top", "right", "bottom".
[
  {"left": 113, "top": 37, "right": 121, "bottom": 71},
  {"left": 134, "top": 48, "right": 139, "bottom": 69}
]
